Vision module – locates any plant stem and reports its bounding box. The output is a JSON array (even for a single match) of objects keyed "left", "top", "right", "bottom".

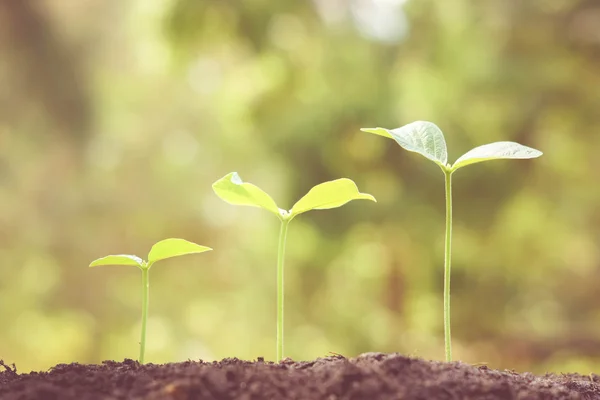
[
  {"left": 443, "top": 170, "right": 453, "bottom": 362},
  {"left": 139, "top": 267, "right": 150, "bottom": 364},
  {"left": 276, "top": 218, "right": 290, "bottom": 361}
]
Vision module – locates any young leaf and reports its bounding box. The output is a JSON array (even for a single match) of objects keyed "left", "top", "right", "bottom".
[
  {"left": 451, "top": 141, "right": 543, "bottom": 171},
  {"left": 290, "top": 178, "right": 376, "bottom": 217},
  {"left": 89, "top": 254, "right": 144, "bottom": 268},
  {"left": 359, "top": 127, "right": 393, "bottom": 139},
  {"left": 362, "top": 121, "right": 448, "bottom": 167},
  {"left": 213, "top": 172, "right": 282, "bottom": 217},
  {"left": 147, "top": 238, "right": 212, "bottom": 264}
]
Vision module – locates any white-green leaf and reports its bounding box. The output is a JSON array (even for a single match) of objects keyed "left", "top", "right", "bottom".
[
  {"left": 89, "top": 254, "right": 144, "bottom": 268},
  {"left": 290, "top": 178, "right": 376, "bottom": 217},
  {"left": 360, "top": 127, "right": 393, "bottom": 139},
  {"left": 147, "top": 238, "right": 212, "bottom": 264},
  {"left": 362, "top": 121, "right": 448, "bottom": 167},
  {"left": 213, "top": 172, "right": 282, "bottom": 217},
  {"left": 451, "top": 141, "right": 543, "bottom": 171}
]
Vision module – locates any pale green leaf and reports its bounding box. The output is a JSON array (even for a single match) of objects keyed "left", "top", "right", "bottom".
[
  {"left": 362, "top": 121, "right": 448, "bottom": 167},
  {"left": 360, "top": 127, "right": 393, "bottom": 139},
  {"left": 212, "top": 172, "right": 282, "bottom": 217},
  {"left": 89, "top": 254, "right": 144, "bottom": 268},
  {"left": 452, "top": 141, "right": 543, "bottom": 171},
  {"left": 290, "top": 178, "right": 376, "bottom": 217},
  {"left": 147, "top": 238, "right": 212, "bottom": 264}
]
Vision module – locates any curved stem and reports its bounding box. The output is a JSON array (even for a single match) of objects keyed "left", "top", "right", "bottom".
[
  {"left": 139, "top": 267, "right": 150, "bottom": 364},
  {"left": 443, "top": 170, "right": 453, "bottom": 362},
  {"left": 276, "top": 219, "right": 290, "bottom": 361}
]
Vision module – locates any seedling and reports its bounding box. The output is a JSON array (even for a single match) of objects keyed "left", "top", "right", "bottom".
[
  {"left": 89, "top": 238, "right": 212, "bottom": 363},
  {"left": 213, "top": 172, "right": 376, "bottom": 361},
  {"left": 361, "top": 121, "right": 542, "bottom": 362}
]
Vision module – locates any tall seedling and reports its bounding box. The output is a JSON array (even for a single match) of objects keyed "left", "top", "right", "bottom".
[
  {"left": 90, "top": 238, "right": 212, "bottom": 363},
  {"left": 362, "top": 121, "right": 542, "bottom": 361},
  {"left": 213, "top": 172, "right": 376, "bottom": 361}
]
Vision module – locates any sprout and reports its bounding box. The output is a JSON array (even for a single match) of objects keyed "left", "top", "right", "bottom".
[
  {"left": 89, "top": 238, "right": 212, "bottom": 363},
  {"left": 362, "top": 121, "right": 542, "bottom": 361},
  {"left": 213, "top": 172, "right": 376, "bottom": 360}
]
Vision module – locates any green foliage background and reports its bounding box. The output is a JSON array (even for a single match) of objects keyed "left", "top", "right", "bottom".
[{"left": 0, "top": 0, "right": 599, "bottom": 373}]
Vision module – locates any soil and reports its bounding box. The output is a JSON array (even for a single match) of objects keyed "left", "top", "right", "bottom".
[{"left": 1, "top": 353, "right": 599, "bottom": 400}]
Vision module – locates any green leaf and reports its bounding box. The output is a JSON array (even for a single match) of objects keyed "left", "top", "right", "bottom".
[
  {"left": 89, "top": 254, "right": 144, "bottom": 268},
  {"left": 451, "top": 141, "right": 543, "bottom": 171},
  {"left": 360, "top": 127, "right": 393, "bottom": 139},
  {"left": 362, "top": 121, "right": 448, "bottom": 167},
  {"left": 290, "top": 178, "right": 376, "bottom": 217},
  {"left": 213, "top": 172, "right": 282, "bottom": 217},
  {"left": 147, "top": 238, "right": 212, "bottom": 264}
]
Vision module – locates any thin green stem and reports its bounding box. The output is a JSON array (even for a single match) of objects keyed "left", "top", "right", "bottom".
[
  {"left": 276, "top": 218, "right": 290, "bottom": 361},
  {"left": 443, "top": 170, "right": 453, "bottom": 362},
  {"left": 139, "top": 267, "right": 150, "bottom": 364}
]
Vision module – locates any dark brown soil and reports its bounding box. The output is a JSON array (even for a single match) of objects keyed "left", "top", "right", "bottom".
[{"left": 1, "top": 353, "right": 599, "bottom": 400}]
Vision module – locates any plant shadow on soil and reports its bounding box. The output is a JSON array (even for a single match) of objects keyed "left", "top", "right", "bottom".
[{"left": 1, "top": 353, "right": 599, "bottom": 400}]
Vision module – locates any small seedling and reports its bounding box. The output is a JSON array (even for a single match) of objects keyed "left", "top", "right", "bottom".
[
  {"left": 361, "top": 121, "right": 542, "bottom": 362},
  {"left": 89, "top": 238, "right": 212, "bottom": 363},
  {"left": 213, "top": 172, "right": 376, "bottom": 361}
]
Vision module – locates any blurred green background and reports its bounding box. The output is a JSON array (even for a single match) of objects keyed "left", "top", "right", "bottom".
[{"left": 0, "top": 0, "right": 599, "bottom": 374}]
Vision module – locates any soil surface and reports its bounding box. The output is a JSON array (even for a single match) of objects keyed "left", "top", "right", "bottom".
[{"left": 1, "top": 353, "right": 599, "bottom": 400}]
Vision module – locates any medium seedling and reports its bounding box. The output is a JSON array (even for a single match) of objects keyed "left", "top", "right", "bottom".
[
  {"left": 89, "top": 238, "right": 212, "bottom": 363},
  {"left": 361, "top": 121, "right": 542, "bottom": 362},
  {"left": 213, "top": 172, "right": 376, "bottom": 361}
]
